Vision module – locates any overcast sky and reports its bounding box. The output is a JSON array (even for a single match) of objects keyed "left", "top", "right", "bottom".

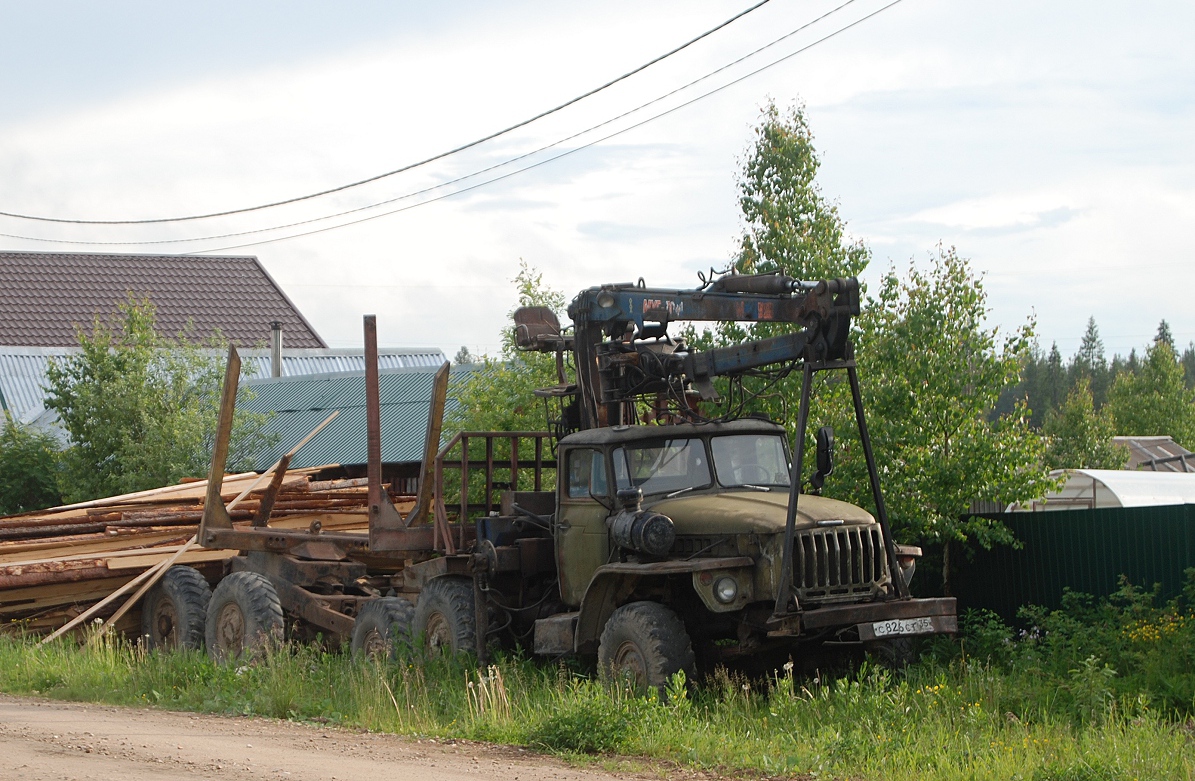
[{"left": 1, "top": 0, "right": 1191, "bottom": 360}]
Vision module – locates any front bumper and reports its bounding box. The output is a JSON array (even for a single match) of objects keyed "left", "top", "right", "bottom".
[{"left": 767, "top": 596, "right": 957, "bottom": 637}]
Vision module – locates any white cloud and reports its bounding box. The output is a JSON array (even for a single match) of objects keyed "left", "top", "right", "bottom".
[{"left": 0, "top": 0, "right": 1192, "bottom": 363}]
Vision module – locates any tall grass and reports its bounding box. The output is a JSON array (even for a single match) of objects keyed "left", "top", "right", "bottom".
[{"left": 2, "top": 576, "right": 1195, "bottom": 780}]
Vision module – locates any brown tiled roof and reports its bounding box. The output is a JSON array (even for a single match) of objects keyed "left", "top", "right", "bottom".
[{"left": 0, "top": 251, "right": 325, "bottom": 348}]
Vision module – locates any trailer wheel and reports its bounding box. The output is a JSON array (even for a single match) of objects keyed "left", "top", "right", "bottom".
[
  {"left": 351, "top": 597, "right": 415, "bottom": 660},
  {"left": 141, "top": 565, "right": 212, "bottom": 651},
  {"left": 413, "top": 577, "right": 476, "bottom": 656},
  {"left": 598, "top": 601, "right": 695, "bottom": 692},
  {"left": 205, "top": 571, "right": 284, "bottom": 663}
]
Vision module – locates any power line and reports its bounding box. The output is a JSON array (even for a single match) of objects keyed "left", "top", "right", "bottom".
[
  {"left": 184, "top": 0, "right": 908, "bottom": 256},
  {"left": 1, "top": 0, "right": 866, "bottom": 248},
  {"left": 0, "top": 0, "right": 773, "bottom": 226}
]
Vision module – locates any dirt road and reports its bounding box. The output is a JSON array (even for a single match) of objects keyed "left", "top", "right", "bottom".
[{"left": 0, "top": 695, "right": 669, "bottom": 781}]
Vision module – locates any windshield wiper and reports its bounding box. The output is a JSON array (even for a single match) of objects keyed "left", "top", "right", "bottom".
[
  {"left": 738, "top": 484, "right": 771, "bottom": 492},
  {"left": 665, "top": 486, "right": 696, "bottom": 498}
]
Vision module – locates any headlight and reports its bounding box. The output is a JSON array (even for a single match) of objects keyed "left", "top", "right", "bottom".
[{"left": 713, "top": 576, "right": 739, "bottom": 604}]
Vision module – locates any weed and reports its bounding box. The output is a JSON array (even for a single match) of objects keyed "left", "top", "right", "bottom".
[{"left": 525, "top": 683, "right": 636, "bottom": 754}]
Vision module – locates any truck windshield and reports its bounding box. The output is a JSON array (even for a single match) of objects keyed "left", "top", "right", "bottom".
[
  {"left": 612, "top": 439, "right": 712, "bottom": 496},
  {"left": 711, "top": 434, "right": 791, "bottom": 487}
]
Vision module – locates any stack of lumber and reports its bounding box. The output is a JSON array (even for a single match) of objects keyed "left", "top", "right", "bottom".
[{"left": 0, "top": 469, "right": 409, "bottom": 636}]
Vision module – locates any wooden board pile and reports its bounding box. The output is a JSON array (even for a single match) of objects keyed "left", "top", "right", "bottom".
[{"left": 0, "top": 469, "right": 396, "bottom": 637}]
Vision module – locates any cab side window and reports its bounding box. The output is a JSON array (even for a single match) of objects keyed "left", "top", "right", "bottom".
[{"left": 566, "top": 448, "right": 608, "bottom": 499}]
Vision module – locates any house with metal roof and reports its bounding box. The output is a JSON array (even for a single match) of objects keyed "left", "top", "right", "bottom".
[
  {"left": 0, "top": 250, "right": 446, "bottom": 427},
  {"left": 241, "top": 364, "right": 458, "bottom": 492},
  {"left": 1011, "top": 468, "right": 1195, "bottom": 511},
  {"left": 0, "top": 346, "right": 446, "bottom": 427}
]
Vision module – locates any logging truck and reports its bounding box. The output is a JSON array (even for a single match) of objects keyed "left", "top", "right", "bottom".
[{"left": 144, "top": 269, "right": 955, "bottom": 688}]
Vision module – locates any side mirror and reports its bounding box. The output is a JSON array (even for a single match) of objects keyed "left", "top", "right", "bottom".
[{"left": 809, "top": 426, "right": 834, "bottom": 492}]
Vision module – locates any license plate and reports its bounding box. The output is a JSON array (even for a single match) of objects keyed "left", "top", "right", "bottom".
[{"left": 871, "top": 617, "right": 935, "bottom": 637}]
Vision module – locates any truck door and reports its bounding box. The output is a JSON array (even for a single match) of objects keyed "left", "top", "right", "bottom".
[{"left": 555, "top": 447, "right": 611, "bottom": 607}]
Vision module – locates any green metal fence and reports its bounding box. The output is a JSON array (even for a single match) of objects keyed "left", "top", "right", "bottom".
[{"left": 951, "top": 505, "right": 1195, "bottom": 621}]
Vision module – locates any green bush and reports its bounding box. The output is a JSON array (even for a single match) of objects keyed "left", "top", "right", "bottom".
[
  {"left": 0, "top": 419, "right": 62, "bottom": 515},
  {"left": 525, "top": 684, "right": 637, "bottom": 754},
  {"left": 44, "top": 295, "right": 271, "bottom": 503},
  {"left": 938, "top": 571, "right": 1195, "bottom": 719}
]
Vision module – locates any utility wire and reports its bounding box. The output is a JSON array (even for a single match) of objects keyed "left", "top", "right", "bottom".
[
  {"left": 0, "top": 0, "right": 773, "bottom": 226},
  {"left": 1, "top": 0, "right": 864, "bottom": 248},
  {"left": 183, "top": 0, "right": 907, "bottom": 256}
]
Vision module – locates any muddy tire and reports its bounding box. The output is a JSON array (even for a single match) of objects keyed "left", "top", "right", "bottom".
[
  {"left": 598, "top": 601, "right": 695, "bottom": 692},
  {"left": 351, "top": 597, "right": 416, "bottom": 660},
  {"left": 413, "top": 577, "right": 476, "bottom": 656},
  {"left": 140, "top": 566, "right": 212, "bottom": 651},
  {"left": 204, "top": 571, "right": 284, "bottom": 663},
  {"left": 866, "top": 637, "right": 917, "bottom": 670}
]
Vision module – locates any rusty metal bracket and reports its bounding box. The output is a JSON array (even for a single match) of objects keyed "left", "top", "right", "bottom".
[
  {"left": 404, "top": 361, "right": 450, "bottom": 527},
  {"left": 362, "top": 315, "right": 406, "bottom": 546},
  {"left": 251, "top": 453, "right": 293, "bottom": 526},
  {"left": 199, "top": 346, "right": 241, "bottom": 538}
]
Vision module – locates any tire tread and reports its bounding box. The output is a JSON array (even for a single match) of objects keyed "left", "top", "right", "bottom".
[
  {"left": 351, "top": 597, "right": 416, "bottom": 658},
  {"left": 205, "top": 571, "right": 284, "bottom": 662},
  {"left": 141, "top": 565, "right": 212, "bottom": 651},
  {"left": 413, "top": 577, "right": 476, "bottom": 655},
  {"left": 598, "top": 601, "right": 696, "bottom": 690}
]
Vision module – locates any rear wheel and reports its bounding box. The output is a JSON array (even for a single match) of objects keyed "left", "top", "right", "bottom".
[
  {"left": 351, "top": 597, "right": 415, "bottom": 660},
  {"left": 205, "top": 572, "right": 284, "bottom": 663},
  {"left": 598, "top": 601, "right": 695, "bottom": 692},
  {"left": 141, "top": 566, "right": 212, "bottom": 651},
  {"left": 413, "top": 577, "right": 476, "bottom": 656}
]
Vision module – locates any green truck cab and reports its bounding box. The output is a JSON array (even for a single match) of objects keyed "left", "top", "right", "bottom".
[{"left": 523, "top": 418, "right": 954, "bottom": 686}]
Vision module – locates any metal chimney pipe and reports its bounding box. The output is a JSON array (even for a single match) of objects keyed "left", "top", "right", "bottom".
[{"left": 270, "top": 321, "right": 283, "bottom": 378}]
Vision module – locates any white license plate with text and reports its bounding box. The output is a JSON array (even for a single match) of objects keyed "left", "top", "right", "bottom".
[{"left": 871, "top": 617, "right": 935, "bottom": 637}]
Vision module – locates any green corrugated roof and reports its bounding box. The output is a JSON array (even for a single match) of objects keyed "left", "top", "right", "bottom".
[{"left": 242, "top": 365, "right": 454, "bottom": 469}]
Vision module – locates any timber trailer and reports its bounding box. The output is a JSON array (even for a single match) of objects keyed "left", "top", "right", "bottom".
[{"left": 158, "top": 269, "right": 955, "bottom": 688}]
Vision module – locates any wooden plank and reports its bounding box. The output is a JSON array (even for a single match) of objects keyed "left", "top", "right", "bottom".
[
  {"left": 0, "top": 563, "right": 119, "bottom": 592},
  {"left": 0, "top": 512, "right": 124, "bottom": 530},
  {"left": 0, "top": 541, "right": 191, "bottom": 568},
  {"left": 0, "top": 471, "right": 317, "bottom": 528},
  {"left": 105, "top": 548, "right": 234, "bottom": 571},
  {"left": 0, "top": 531, "right": 190, "bottom": 563},
  {"left": 0, "top": 576, "right": 135, "bottom": 615},
  {"left": 0, "top": 472, "right": 258, "bottom": 519},
  {"left": 0, "top": 558, "right": 112, "bottom": 579},
  {"left": 307, "top": 477, "right": 369, "bottom": 491},
  {"left": 0, "top": 523, "right": 110, "bottom": 540}
]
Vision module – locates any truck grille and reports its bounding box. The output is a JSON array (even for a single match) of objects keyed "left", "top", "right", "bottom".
[{"left": 794, "top": 526, "right": 886, "bottom": 602}]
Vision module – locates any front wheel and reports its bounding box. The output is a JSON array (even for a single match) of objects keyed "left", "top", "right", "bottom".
[
  {"left": 412, "top": 577, "right": 476, "bottom": 656},
  {"left": 597, "top": 601, "right": 695, "bottom": 692}
]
